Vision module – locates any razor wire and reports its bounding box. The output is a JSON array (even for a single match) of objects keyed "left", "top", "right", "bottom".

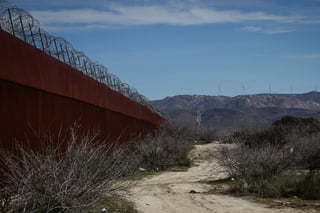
[{"left": 0, "top": 2, "right": 160, "bottom": 114}]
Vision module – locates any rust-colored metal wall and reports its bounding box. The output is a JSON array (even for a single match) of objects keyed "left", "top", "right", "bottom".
[
  {"left": 0, "top": 29, "right": 165, "bottom": 149},
  {"left": 0, "top": 79, "right": 156, "bottom": 149}
]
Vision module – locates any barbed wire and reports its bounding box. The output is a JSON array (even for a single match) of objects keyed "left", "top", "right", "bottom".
[{"left": 0, "top": 2, "right": 161, "bottom": 114}]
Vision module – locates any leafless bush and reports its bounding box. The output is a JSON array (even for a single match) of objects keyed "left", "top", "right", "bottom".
[
  {"left": 0, "top": 128, "right": 138, "bottom": 212},
  {"left": 195, "top": 128, "right": 218, "bottom": 143},
  {"left": 219, "top": 138, "right": 299, "bottom": 180},
  {"left": 136, "top": 124, "right": 193, "bottom": 171},
  {"left": 217, "top": 133, "right": 303, "bottom": 197},
  {"left": 0, "top": 189, "right": 11, "bottom": 213},
  {"left": 272, "top": 119, "right": 320, "bottom": 172},
  {"left": 217, "top": 117, "right": 320, "bottom": 197},
  {"left": 297, "top": 133, "right": 320, "bottom": 172}
]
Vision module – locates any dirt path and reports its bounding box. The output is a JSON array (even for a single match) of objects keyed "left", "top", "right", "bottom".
[{"left": 127, "top": 143, "right": 309, "bottom": 213}]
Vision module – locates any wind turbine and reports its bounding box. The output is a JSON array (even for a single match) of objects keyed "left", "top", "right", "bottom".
[
  {"left": 242, "top": 83, "right": 245, "bottom": 95},
  {"left": 269, "top": 81, "right": 272, "bottom": 94},
  {"left": 217, "top": 83, "right": 222, "bottom": 96}
]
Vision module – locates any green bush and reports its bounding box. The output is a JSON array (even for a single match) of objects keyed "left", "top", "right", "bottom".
[{"left": 297, "top": 174, "right": 320, "bottom": 200}]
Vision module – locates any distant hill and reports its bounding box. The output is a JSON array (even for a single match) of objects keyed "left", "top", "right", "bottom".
[{"left": 150, "top": 92, "right": 320, "bottom": 135}]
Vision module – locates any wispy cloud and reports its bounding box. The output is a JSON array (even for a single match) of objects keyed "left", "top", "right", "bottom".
[
  {"left": 302, "top": 54, "right": 320, "bottom": 59},
  {"left": 242, "top": 26, "right": 262, "bottom": 33},
  {"left": 242, "top": 25, "right": 296, "bottom": 34},
  {"left": 283, "top": 53, "right": 320, "bottom": 60},
  {"left": 30, "top": 3, "right": 303, "bottom": 31}
]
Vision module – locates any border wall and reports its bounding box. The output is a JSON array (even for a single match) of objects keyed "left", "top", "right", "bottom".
[{"left": 0, "top": 29, "right": 165, "bottom": 150}]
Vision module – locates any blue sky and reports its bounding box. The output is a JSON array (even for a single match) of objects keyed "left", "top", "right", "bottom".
[{"left": 12, "top": 0, "right": 320, "bottom": 100}]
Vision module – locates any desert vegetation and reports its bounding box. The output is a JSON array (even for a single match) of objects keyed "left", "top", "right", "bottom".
[
  {"left": 135, "top": 124, "right": 194, "bottom": 171},
  {"left": 0, "top": 127, "right": 140, "bottom": 213},
  {"left": 218, "top": 116, "right": 320, "bottom": 200},
  {"left": 2, "top": 116, "right": 319, "bottom": 212},
  {"left": 0, "top": 123, "right": 194, "bottom": 212},
  {"left": 193, "top": 127, "right": 218, "bottom": 144}
]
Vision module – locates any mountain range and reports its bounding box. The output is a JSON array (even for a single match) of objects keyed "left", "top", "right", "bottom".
[{"left": 151, "top": 92, "right": 320, "bottom": 135}]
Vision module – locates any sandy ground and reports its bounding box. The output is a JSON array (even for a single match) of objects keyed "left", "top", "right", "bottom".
[{"left": 127, "top": 143, "right": 312, "bottom": 213}]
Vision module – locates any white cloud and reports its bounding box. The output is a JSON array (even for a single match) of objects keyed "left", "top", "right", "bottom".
[
  {"left": 30, "top": 3, "right": 303, "bottom": 31},
  {"left": 242, "top": 25, "right": 262, "bottom": 32},
  {"left": 242, "top": 25, "right": 296, "bottom": 34},
  {"left": 264, "top": 27, "right": 296, "bottom": 34}
]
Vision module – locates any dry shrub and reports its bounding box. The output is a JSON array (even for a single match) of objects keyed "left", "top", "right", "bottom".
[
  {"left": 0, "top": 128, "right": 138, "bottom": 213},
  {"left": 0, "top": 190, "right": 10, "bottom": 213},
  {"left": 218, "top": 139, "right": 299, "bottom": 195},
  {"left": 296, "top": 173, "right": 320, "bottom": 200},
  {"left": 218, "top": 116, "right": 320, "bottom": 198},
  {"left": 297, "top": 134, "right": 320, "bottom": 172},
  {"left": 136, "top": 124, "right": 193, "bottom": 171},
  {"left": 195, "top": 127, "right": 218, "bottom": 144}
]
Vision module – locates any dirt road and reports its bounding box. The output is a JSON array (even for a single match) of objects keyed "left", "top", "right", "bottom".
[{"left": 127, "top": 143, "right": 310, "bottom": 213}]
